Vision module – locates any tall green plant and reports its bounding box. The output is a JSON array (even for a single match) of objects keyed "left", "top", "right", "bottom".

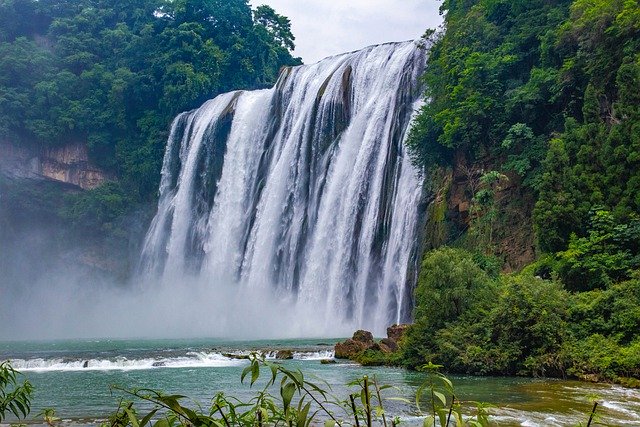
[{"left": 0, "top": 361, "right": 33, "bottom": 423}]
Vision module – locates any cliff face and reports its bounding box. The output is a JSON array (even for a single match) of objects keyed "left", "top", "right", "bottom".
[
  {"left": 0, "top": 140, "right": 112, "bottom": 189},
  {"left": 423, "top": 150, "right": 537, "bottom": 272}
]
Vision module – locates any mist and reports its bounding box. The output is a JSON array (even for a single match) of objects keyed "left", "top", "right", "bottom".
[
  {"left": 0, "top": 234, "right": 352, "bottom": 342},
  {"left": 0, "top": 180, "right": 349, "bottom": 342}
]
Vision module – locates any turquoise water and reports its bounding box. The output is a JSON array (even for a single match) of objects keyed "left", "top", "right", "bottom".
[{"left": 1, "top": 339, "right": 639, "bottom": 426}]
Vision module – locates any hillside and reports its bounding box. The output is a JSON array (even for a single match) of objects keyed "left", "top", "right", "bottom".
[{"left": 402, "top": 0, "right": 640, "bottom": 384}]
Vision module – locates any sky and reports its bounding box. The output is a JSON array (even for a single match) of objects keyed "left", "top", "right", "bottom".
[{"left": 254, "top": 0, "right": 444, "bottom": 63}]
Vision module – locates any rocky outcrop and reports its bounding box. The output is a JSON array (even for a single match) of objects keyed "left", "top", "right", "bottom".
[
  {"left": 222, "top": 353, "right": 250, "bottom": 360},
  {"left": 386, "top": 324, "right": 410, "bottom": 343},
  {"left": 40, "top": 143, "right": 112, "bottom": 189},
  {"left": 335, "top": 329, "right": 378, "bottom": 359},
  {"left": 275, "top": 350, "right": 293, "bottom": 359},
  {"left": 334, "top": 327, "right": 409, "bottom": 362},
  {"left": 0, "top": 140, "right": 112, "bottom": 189},
  {"left": 335, "top": 338, "right": 367, "bottom": 359},
  {"left": 380, "top": 338, "right": 398, "bottom": 353},
  {"left": 422, "top": 150, "right": 537, "bottom": 272},
  {"left": 353, "top": 330, "right": 374, "bottom": 344}
]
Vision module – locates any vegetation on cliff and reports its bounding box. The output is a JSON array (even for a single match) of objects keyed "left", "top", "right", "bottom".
[
  {"left": 0, "top": 0, "right": 300, "bottom": 277},
  {"left": 401, "top": 247, "right": 640, "bottom": 385},
  {"left": 404, "top": 0, "right": 640, "bottom": 384},
  {"left": 1, "top": 0, "right": 299, "bottom": 199}
]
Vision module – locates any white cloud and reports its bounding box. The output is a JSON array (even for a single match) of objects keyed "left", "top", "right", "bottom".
[{"left": 252, "top": 0, "right": 443, "bottom": 63}]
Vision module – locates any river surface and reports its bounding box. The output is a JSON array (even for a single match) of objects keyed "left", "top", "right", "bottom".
[{"left": 1, "top": 339, "right": 639, "bottom": 426}]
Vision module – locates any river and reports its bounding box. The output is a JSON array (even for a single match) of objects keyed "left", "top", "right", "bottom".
[{"left": 1, "top": 339, "right": 638, "bottom": 426}]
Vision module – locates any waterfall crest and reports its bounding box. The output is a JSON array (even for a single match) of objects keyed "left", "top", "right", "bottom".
[{"left": 139, "top": 41, "right": 427, "bottom": 336}]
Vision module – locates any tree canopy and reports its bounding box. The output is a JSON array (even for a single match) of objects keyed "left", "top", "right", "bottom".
[{"left": 0, "top": 0, "right": 301, "bottom": 200}]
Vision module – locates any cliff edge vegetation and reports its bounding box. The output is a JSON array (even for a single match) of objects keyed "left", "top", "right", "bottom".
[
  {"left": 404, "top": 0, "right": 640, "bottom": 384},
  {"left": 0, "top": 0, "right": 300, "bottom": 278}
]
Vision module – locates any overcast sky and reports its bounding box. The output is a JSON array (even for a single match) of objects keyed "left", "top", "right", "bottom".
[{"left": 253, "top": 0, "right": 444, "bottom": 64}]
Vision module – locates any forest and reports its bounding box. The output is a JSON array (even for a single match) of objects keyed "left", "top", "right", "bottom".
[
  {"left": 402, "top": 0, "right": 640, "bottom": 384},
  {"left": 0, "top": 0, "right": 299, "bottom": 222},
  {"left": 0, "top": 0, "right": 300, "bottom": 272}
]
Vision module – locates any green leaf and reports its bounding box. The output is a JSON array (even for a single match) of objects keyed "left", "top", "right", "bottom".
[
  {"left": 251, "top": 361, "right": 260, "bottom": 386},
  {"left": 304, "top": 381, "right": 328, "bottom": 399},
  {"left": 140, "top": 408, "right": 159, "bottom": 427},
  {"left": 269, "top": 364, "right": 278, "bottom": 386},
  {"left": 281, "top": 382, "right": 296, "bottom": 413},
  {"left": 439, "top": 376, "right": 453, "bottom": 392},
  {"left": 156, "top": 396, "right": 186, "bottom": 416},
  {"left": 241, "top": 365, "right": 252, "bottom": 384},
  {"left": 433, "top": 391, "right": 447, "bottom": 407},
  {"left": 153, "top": 418, "right": 170, "bottom": 427},
  {"left": 125, "top": 408, "right": 140, "bottom": 427},
  {"left": 296, "top": 401, "right": 311, "bottom": 427}
]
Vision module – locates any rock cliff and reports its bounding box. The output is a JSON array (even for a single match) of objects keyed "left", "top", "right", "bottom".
[{"left": 0, "top": 140, "right": 112, "bottom": 189}]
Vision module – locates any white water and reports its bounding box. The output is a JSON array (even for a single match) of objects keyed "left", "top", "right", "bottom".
[
  {"left": 139, "top": 41, "right": 427, "bottom": 337},
  {"left": 8, "top": 350, "right": 335, "bottom": 372}
]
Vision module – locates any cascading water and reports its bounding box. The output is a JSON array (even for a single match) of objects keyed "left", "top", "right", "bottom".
[{"left": 139, "top": 40, "right": 428, "bottom": 337}]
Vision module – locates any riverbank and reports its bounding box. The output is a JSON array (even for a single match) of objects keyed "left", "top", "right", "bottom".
[{"left": 334, "top": 326, "right": 640, "bottom": 390}]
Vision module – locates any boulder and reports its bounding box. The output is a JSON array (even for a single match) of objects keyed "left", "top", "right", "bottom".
[
  {"left": 222, "top": 353, "right": 250, "bottom": 360},
  {"left": 276, "top": 350, "right": 294, "bottom": 360},
  {"left": 335, "top": 339, "right": 366, "bottom": 359},
  {"left": 380, "top": 338, "right": 397, "bottom": 353},
  {"left": 352, "top": 330, "right": 374, "bottom": 345},
  {"left": 386, "top": 324, "right": 410, "bottom": 343},
  {"left": 320, "top": 359, "right": 337, "bottom": 364}
]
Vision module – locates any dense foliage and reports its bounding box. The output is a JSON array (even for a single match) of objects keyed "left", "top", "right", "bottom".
[
  {"left": 0, "top": 0, "right": 300, "bottom": 279},
  {"left": 401, "top": 248, "right": 640, "bottom": 385},
  {"left": 0, "top": 0, "right": 300, "bottom": 200},
  {"left": 403, "top": 0, "right": 640, "bottom": 384}
]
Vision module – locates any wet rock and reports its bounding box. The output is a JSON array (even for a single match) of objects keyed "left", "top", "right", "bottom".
[
  {"left": 380, "top": 338, "right": 398, "bottom": 352},
  {"left": 222, "top": 353, "right": 250, "bottom": 360},
  {"left": 152, "top": 361, "right": 166, "bottom": 367},
  {"left": 353, "top": 330, "right": 374, "bottom": 345},
  {"left": 82, "top": 360, "right": 89, "bottom": 368},
  {"left": 276, "top": 350, "right": 294, "bottom": 360},
  {"left": 320, "top": 359, "right": 336, "bottom": 364},
  {"left": 335, "top": 339, "right": 366, "bottom": 359},
  {"left": 369, "top": 342, "right": 383, "bottom": 352},
  {"left": 386, "top": 324, "right": 410, "bottom": 343}
]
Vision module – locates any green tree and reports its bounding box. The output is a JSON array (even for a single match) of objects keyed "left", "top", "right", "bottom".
[{"left": 402, "top": 247, "right": 496, "bottom": 368}]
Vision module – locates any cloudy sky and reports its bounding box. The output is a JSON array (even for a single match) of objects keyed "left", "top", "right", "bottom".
[{"left": 254, "top": 0, "right": 444, "bottom": 63}]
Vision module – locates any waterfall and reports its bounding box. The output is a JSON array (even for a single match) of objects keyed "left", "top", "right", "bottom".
[{"left": 139, "top": 40, "right": 427, "bottom": 337}]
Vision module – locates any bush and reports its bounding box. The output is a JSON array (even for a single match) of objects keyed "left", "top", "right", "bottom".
[
  {"left": 402, "top": 247, "right": 496, "bottom": 368},
  {"left": 401, "top": 252, "right": 573, "bottom": 377},
  {"left": 489, "top": 275, "right": 570, "bottom": 376},
  {"left": 568, "top": 277, "right": 640, "bottom": 344}
]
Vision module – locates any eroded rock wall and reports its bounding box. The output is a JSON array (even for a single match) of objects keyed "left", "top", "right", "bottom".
[{"left": 0, "top": 140, "right": 112, "bottom": 189}]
